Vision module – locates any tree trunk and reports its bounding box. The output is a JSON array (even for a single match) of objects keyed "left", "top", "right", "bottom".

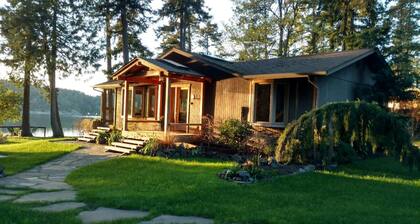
[
  {"left": 105, "top": 0, "right": 112, "bottom": 78},
  {"left": 21, "top": 53, "right": 32, "bottom": 137},
  {"left": 277, "top": 0, "right": 283, "bottom": 57},
  {"left": 179, "top": 2, "right": 186, "bottom": 50},
  {"left": 121, "top": 0, "right": 129, "bottom": 64},
  {"left": 49, "top": 4, "right": 64, "bottom": 138}
]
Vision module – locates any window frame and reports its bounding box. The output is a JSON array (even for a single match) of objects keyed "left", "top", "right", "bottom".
[
  {"left": 128, "top": 85, "right": 158, "bottom": 121},
  {"left": 251, "top": 80, "right": 289, "bottom": 128}
]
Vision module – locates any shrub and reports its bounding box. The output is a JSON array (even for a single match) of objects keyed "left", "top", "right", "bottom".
[
  {"left": 141, "top": 138, "right": 161, "bottom": 156},
  {"left": 276, "top": 101, "right": 420, "bottom": 170},
  {"left": 76, "top": 118, "right": 103, "bottom": 133},
  {"left": 96, "top": 132, "right": 109, "bottom": 145},
  {"left": 0, "top": 132, "right": 7, "bottom": 144},
  {"left": 107, "top": 129, "right": 122, "bottom": 145},
  {"left": 219, "top": 119, "right": 252, "bottom": 150}
]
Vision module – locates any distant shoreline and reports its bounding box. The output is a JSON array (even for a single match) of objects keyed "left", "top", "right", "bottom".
[{"left": 31, "top": 111, "right": 100, "bottom": 118}]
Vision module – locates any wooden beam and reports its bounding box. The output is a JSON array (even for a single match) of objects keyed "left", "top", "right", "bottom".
[
  {"left": 199, "top": 82, "right": 204, "bottom": 127},
  {"left": 164, "top": 77, "right": 171, "bottom": 136},
  {"left": 186, "top": 84, "right": 191, "bottom": 133},
  {"left": 157, "top": 83, "right": 162, "bottom": 121},
  {"left": 123, "top": 81, "right": 128, "bottom": 131}
]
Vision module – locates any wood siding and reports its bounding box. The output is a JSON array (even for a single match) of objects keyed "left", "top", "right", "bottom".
[{"left": 213, "top": 77, "right": 251, "bottom": 125}]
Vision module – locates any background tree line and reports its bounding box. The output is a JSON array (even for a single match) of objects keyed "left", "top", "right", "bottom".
[{"left": 0, "top": 0, "right": 418, "bottom": 137}]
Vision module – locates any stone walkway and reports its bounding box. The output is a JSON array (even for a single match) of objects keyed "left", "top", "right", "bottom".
[{"left": 0, "top": 143, "right": 215, "bottom": 224}]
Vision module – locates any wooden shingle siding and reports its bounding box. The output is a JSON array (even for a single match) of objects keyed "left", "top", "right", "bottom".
[{"left": 213, "top": 77, "right": 250, "bottom": 125}]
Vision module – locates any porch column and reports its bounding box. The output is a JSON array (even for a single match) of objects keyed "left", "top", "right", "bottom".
[
  {"left": 122, "top": 80, "right": 128, "bottom": 131},
  {"left": 157, "top": 83, "right": 162, "bottom": 120},
  {"left": 164, "top": 77, "right": 171, "bottom": 136},
  {"left": 199, "top": 82, "right": 204, "bottom": 130}
]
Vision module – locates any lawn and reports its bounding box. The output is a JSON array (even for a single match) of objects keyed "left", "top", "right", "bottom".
[
  {"left": 0, "top": 137, "right": 80, "bottom": 175},
  {"left": 67, "top": 156, "right": 420, "bottom": 224}
]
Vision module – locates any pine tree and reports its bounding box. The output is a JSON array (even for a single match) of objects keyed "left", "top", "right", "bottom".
[
  {"left": 197, "top": 21, "right": 222, "bottom": 55},
  {"left": 157, "top": 0, "right": 216, "bottom": 52},
  {"left": 0, "top": 0, "right": 44, "bottom": 136}
]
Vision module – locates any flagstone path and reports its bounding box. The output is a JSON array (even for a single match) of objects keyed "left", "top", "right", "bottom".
[{"left": 0, "top": 143, "right": 214, "bottom": 224}]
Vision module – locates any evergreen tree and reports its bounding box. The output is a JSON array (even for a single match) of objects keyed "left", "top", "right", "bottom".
[
  {"left": 157, "top": 0, "right": 217, "bottom": 52},
  {"left": 0, "top": 0, "right": 44, "bottom": 136},
  {"left": 197, "top": 21, "right": 222, "bottom": 55},
  {"left": 0, "top": 83, "right": 21, "bottom": 125}
]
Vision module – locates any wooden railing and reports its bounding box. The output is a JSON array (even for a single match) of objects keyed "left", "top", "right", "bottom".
[
  {"left": 169, "top": 123, "right": 202, "bottom": 134},
  {"left": 0, "top": 125, "right": 47, "bottom": 137}
]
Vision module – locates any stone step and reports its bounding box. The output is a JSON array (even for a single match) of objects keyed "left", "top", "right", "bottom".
[
  {"left": 89, "top": 132, "right": 100, "bottom": 136},
  {"left": 104, "top": 146, "right": 131, "bottom": 154},
  {"left": 121, "top": 138, "right": 145, "bottom": 145},
  {"left": 83, "top": 134, "right": 97, "bottom": 139},
  {"left": 111, "top": 142, "right": 140, "bottom": 150},
  {"left": 97, "top": 126, "right": 111, "bottom": 131},
  {"left": 91, "top": 129, "right": 106, "bottom": 133},
  {"left": 78, "top": 137, "right": 95, "bottom": 143}
]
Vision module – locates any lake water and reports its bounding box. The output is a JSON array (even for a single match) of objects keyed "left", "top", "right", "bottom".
[{"left": 3, "top": 113, "right": 99, "bottom": 137}]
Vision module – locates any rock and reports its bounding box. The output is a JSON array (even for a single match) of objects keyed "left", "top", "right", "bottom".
[
  {"left": 0, "top": 189, "right": 25, "bottom": 195},
  {"left": 78, "top": 207, "right": 149, "bottom": 224},
  {"left": 14, "top": 190, "right": 76, "bottom": 203},
  {"left": 304, "top": 164, "right": 315, "bottom": 172},
  {"left": 326, "top": 164, "right": 338, "bottom": 171},
  {"left": 237, "top": 170, "right": 251, "bottom": 179},
  {"left": 0, "top": 195, "right": 15, "bottom": 201},
  {"left": 33, "top": 202, "right": 86, "bottom": 212},
  {"left": 0, "top": 165, "right": 4, "bottom": 178},
  {"left": 140, "top": 214, "right": 214, "bottom": 224}
]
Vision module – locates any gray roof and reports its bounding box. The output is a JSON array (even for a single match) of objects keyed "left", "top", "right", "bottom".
[
  {"left": 191, "top": 48, "right": 376, "bottom": 76},
  {"left": 143, "top": 58, "right": 204, "bottom": 77}
]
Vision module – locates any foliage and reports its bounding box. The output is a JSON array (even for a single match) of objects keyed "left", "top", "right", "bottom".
[
  {"left": 276, "top": 101, "right": 420, "bottom": 170},
  {"left": 0, "top": 83, "right": 21, "bottom": 125},
  {"left": 140, "top": 138, "right": 161, "bottom": 156},
  {"left": 96, "top": 132, "right": 109, "bottom": 145},
  {"left": 156, "top": 0, "right": 221, "bottom": 53},
  {"left": 0, "top": 132, "right": 7, "bottom": 144},
  {"left": 68, "top": 156, "right": 420, "bottom": 224},
  {"left": 219, "top": 119, "right": 253, "bottom": 150},
  {"left": 201, "top": 115, "right": 215, "bottom": 144},
  {"left": 107, "top": 129, "right": 122, "bottom": 146}
]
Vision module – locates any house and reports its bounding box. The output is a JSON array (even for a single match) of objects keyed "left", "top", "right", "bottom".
[{"left": 93, "top": 48, "right": 390, "bottom": 141}]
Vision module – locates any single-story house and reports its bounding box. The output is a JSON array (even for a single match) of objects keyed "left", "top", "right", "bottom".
[{"left": 94, "top": 48, "right": 390, "bottom": 140}]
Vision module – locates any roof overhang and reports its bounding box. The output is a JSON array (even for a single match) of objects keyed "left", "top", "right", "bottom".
[
  {"left": 243, "top": 72, "right": 326, "bottom": 80},
  {"left": 326, "top": 49, "right": 375, "bottom": 75},
  {"left": 93, "top": 80, "right": 124, "bottom": 89},
  {"left": 112, "top": 58, "right": 169, "bottom": 79}
]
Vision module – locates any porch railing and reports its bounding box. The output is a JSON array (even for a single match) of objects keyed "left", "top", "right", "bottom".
[{"left": 169, "top": 123, "right": 202, "bottom": 134}]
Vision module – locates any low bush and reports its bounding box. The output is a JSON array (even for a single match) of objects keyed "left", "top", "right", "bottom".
[
  {"left": 141, "top": 138, "right": 161, "bottom": 156},
  {"left": 276, "top": 101, "right": 420, "bottom": 170},
  {"left": 0, "top": 132, "right": 7, "bottom": 144},
  {"left": 107, "top": 129, "right": 122, "bottom": 145},
  {"left": 96, "top": 132, "right": 109, "bottom": 145},
  {"left": 219, "top": 119, "right": 252, "bottom": 150}
]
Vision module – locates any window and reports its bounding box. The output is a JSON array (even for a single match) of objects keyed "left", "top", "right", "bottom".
[
  {"left": 275, "top": 84, "right": 286, "bottom": 123},
  {"left": 254, "top": 83, "right": 271, "bottom": 122},
  {"left": 127, "top": 89, "right": 132, "bottom": 116},
  {"left": 121, "top": 89, "right": 125, "bottom": 116},
  {"left": 132, "top": 85, "right": 157, "bottom": 119},
  {"left": 134, "top": 88, "right": 144, "bottom": 116},
  {"left": 147, "top": 86, "right": 156, "bottom": 118}
]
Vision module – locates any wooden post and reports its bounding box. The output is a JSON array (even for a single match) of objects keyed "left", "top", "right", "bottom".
[
  {"left": 164, "top": 77, "right": 171, "bottom": 136},
  {"left": 157, "top": 83, "right": 162, "bottom": 120},
  {"left": 199, "top": 82, "right": 204, "bottom": 131},
  {"left": 186, "top": 84, "right": 191, "bottom": 133},
  {"left": 122, "top": 81, "right": 128, "bottom": 131}
]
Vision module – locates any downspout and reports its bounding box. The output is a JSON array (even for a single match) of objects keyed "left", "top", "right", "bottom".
[{"left": 306, "top": 75, "right": 319, "bottom": 108}]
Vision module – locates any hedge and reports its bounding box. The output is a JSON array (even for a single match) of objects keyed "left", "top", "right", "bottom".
[{"left": 275, "top": 101, "right": 420, "bottom": 170}]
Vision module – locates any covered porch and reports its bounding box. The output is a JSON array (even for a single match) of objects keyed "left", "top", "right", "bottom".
[{"left": 95, "top": 58, "right": 208, "bottom": 140}]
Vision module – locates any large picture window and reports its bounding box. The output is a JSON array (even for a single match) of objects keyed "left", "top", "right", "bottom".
[
  {"left": 253, "top": 81, "right": 289, "bottom": 125},
  {"left": 132, "top": 85, "right": 157, "bottom": 119}
]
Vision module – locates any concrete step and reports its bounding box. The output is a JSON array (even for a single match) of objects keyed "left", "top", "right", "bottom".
[
  {"left": 83, "top": 134, "right": 97, "bottom": 139},
  {"left": 104, "top": 146, "right": 131, "bottom": 154},
  {"left": 78, "top": 137, "right": 95, "bottom": 143},
  {"left": 97, "top": 126, "right": 111, "bottom": 131},
  {"left": 91, "top": 129, "right": 106, "bottom": 133},
  {"left": 111, "top": 142, "right": 140, "bottom": 150},
  {"left": 89, "top": 132, "right": 100, "bottom": 136},
  {"left": 121, "top": 139, "right": 145, "bottom": 146}
]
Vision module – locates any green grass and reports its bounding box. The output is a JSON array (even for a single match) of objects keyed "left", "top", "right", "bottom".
[
  {"left": 0, "top": 137, "right": 80, "bottom": 175},
  {"left": 0, "top": 200, "right": 82, "bottom": 224},
  {"left": 67, "top": 156, "right": 420, "bottom": 224}
]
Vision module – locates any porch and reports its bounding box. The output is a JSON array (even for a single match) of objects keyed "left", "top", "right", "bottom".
[{"left": 94, "top": 58, "right": 207, "bottom": 141}]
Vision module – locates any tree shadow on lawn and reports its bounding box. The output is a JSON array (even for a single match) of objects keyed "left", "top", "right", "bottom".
[{"left": 68, "top": 156, "right": 420, "bottom": 224}]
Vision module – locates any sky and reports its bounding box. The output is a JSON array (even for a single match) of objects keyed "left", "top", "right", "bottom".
[{"left": 0, "top": 0, "right": 234, "bottom": 96}]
